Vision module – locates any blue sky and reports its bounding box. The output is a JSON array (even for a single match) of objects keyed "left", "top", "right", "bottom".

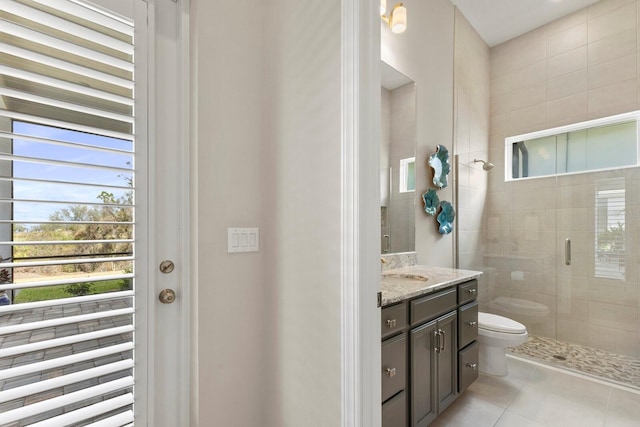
[{"left": 10, "top": 121, "right": 133, "bottom": 223}]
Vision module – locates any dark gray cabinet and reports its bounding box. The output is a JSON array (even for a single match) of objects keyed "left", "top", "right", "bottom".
[
  {"left": 382, "top": 333, "right": 407, "bottom": 402},
  {"left": 458, "top": 341, "right": 479, "bottom": 392},
  {"left": 382, "top": 390, "right": 407, "bottom": 427},
  {"left": 457, "top": 283, "right": 479, "bottom": 394},
  {"left": 409, "top": 319, "right": 436, "bottom": 427},
  {"left": 457, "top": 280, "right": 478, "bottom": 305},
  {"left": 458, "top": 301, "right": 478, "bottom": 349},
  {"left": 381, "top": 277, "right": 479, "bottom": 427},
  {"left": 410, "top": 309, "right": 457, "bottom": 427},
  {"left": 382, "top": 302, "right": 407, "bottom": 339},
  {"left": 435, "top": 312, "right": 458, "bottom": 413},
  {"left": 381, "top": 302, "right": 408, "bottom": 427},
  {"left": 410, "top": 287, "right": 456, "bottom": 325}
]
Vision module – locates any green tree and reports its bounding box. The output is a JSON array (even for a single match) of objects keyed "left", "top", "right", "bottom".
[
  {"left": 598, "top": 222, "right": 624, "bottom": 252},
  {"left": 22, "top": 188, "right": 133, "bottom": 274}
]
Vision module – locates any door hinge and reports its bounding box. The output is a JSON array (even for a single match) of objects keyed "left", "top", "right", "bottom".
[{"left": 377, "top": 292, "right": 382, "bottom": 308}]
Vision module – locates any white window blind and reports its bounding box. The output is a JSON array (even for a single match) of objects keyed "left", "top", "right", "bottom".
[
  {"left": 0, "top": 0, "right": 136, "bottom": 425},
  {"left": 595, "top": 178, "right": 625, "bottom": 280}
]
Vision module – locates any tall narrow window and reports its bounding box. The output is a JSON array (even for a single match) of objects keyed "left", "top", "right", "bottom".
[
  {"left": 595, "top": 178, "right": 625, "bottom": 280},
  {"left": 0, "top": 1, "right": 138, "bottom": 425}
]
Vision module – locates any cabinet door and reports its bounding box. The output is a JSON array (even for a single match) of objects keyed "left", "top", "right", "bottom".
[
  {"left": 457, "top": 280, "right": 478, "bottom": 305},
  {"left": 382, "top": 390, "right": 407, "bottom": 427},
  {"left": 382, "top": 302, "right": 407, "bottom": 339},
  {"left": 437, "top": 311, "right": 458, "bottom": 414},
  {"left": 458, "top": 301, "right": 478, "bottom": 349},
  {"left": 458, "top": 341, "right": 479, "bottom": 393},
  {"left": 382, "top": 333, "right": 407, "bottom": 402},
  {"left": 410, "top": 320, "right": 437, "bottom": 427}
]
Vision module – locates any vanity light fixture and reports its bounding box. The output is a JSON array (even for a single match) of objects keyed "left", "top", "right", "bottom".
[{"left": 381, "top": 1, "right": 407, "bottom": 34}]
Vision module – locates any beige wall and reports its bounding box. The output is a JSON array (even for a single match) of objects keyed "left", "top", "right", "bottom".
[
  {"left": 263, "top": 0, "right": 342, "bottom": 424},
  {"left": 192, "top": 0, "right": 343, "bottom": 425},
  {"left": 191, "top": 0, "right": 269, "bottom": 425},
  {"left": 485, "top": 0, "right": 640, "bottom": 355},
  {"left": 381, "top": 0, "right": 456, "bottom": 267}
]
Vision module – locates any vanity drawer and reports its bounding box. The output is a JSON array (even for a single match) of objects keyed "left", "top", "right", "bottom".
[
  {"left": 458, "top": 280, "right": 478, "bottom": 305},
  {"left": 381, "top": 302, "right": 407, "bottom": 339},
  {"left": 410, "top": 287, "right": 457, "bottom": 326},
  {"left": 458, "top": 301, "right": 478, "bottom": 349},
  {"left": 458, "top": 341, "right": 479, "bottom": 392},
  {"left": 382, "top": 333, "right": 407, "bottom": 402},
  {"left": 382, "top": 390, "right": 407, "bottom": 427}
]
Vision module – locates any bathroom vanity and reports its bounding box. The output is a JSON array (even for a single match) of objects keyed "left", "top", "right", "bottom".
[{"left": 380, "top": 266, "right": 481, "bottom": 427}]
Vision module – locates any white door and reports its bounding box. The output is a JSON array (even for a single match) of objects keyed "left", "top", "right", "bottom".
[{"left": 0, "top": 0, "right": 189, "bottom": 425}]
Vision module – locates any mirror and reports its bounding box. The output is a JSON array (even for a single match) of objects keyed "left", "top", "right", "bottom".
[{"left": 380, "top": 61, "right": 416, "bottom": 254}]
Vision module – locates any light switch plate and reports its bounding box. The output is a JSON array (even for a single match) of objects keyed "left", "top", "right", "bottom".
[{"left": 227, "top": 227, "right": 259, "bottom": 253}]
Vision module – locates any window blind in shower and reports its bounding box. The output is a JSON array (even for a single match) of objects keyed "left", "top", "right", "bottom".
[{"left": 595, "top": 178, "right": 625, "bottom": 281}]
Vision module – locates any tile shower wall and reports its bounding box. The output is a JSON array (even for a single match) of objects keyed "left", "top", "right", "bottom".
[
  {"left": 453, "top": 9, "right": 491, "bottom": 305},
  {"left": 485, "top": 0, "right": 640, "bottom": 356}
]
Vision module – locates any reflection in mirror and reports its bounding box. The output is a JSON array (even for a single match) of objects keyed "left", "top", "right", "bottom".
[{"left": 380, "top": 61, "right": 416, "bottom": 254}]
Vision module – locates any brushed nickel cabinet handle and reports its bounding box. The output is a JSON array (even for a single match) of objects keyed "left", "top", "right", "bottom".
[
  {"left": 466, "top": 321, "right": 477, "bottom": 327},
  {"left": 565, "top": 238, "right": 571, "bottom": 266},
  {"left": 434, "top": 330, "right": 440, "bottom": 353},
  {"left": 466, "top": 362, "right": 478, "bottom": 369},
  {"left": 439, "top": 330, "right": 446, "bottom": 352},
  {"left": 386, "top": 367, "right": 396, "bottom": 378},
  {"left": 386, "top": 319, "right": 397, "bottom": 328},
  {"left": 468, "top": 288, "right": 476, "bottom": 294}
]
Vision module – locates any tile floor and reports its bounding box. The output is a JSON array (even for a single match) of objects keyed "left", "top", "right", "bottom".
[{"left": 431, "top": 356, "right": 640, "bottom": 427}]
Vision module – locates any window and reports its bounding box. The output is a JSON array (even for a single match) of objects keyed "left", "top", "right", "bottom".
[
  {"left": 595, "top": 178, "right": 625, "bottom": 280},
  {"left": 506, "top": 111, "right": 640, "bottom": 181},
  {"left": 399, "top": 156, "right": 415, "bottom": 193},
  {"left": 0, "top": 1, "right": 138, "bottom": 424}
]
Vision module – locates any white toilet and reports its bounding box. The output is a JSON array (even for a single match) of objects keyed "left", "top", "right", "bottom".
[
  {"left": 478, "top": 312, "right": 528, "bottom": 376},
  {"left": 487, "top": 296, "right": 549, "bottom": 326}
]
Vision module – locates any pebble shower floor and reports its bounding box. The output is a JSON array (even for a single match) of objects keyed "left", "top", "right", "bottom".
[{"left": 508, "top": 335, "right": 640, "bottom": 390}]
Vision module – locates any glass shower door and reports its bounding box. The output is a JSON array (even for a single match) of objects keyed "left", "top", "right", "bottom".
[{"left": 553, "top": 168, "right": 640, "bottom": 382}]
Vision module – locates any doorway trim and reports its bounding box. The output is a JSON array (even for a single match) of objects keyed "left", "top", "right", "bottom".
[
  {"left": 341, "top": 0, "right": 380, "bottom": 426},
  {"left": 144, "top": 0, "right": 192, "bottom": 425}
]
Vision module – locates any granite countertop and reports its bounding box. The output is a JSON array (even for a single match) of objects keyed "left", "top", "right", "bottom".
[{"left": 381, "top": 265, "right": 482, "bottom": 307}]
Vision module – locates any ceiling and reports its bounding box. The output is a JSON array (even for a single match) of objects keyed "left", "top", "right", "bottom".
[{"left": 450, "top": 0, "right": 600, "bottom": 47}]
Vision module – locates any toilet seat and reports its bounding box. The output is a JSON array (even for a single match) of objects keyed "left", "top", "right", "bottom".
[{"left": 479, "top": 312, "right": 526, "bottom": 334}]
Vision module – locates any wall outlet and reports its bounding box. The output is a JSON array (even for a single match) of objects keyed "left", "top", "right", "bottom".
[{"left": 227, "top": 228, "right": 259, "bottom": 253}]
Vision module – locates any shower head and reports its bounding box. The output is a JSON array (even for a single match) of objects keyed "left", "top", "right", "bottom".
[{"left": 474, "top": 159, "right": 494, "bottom": 171}]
